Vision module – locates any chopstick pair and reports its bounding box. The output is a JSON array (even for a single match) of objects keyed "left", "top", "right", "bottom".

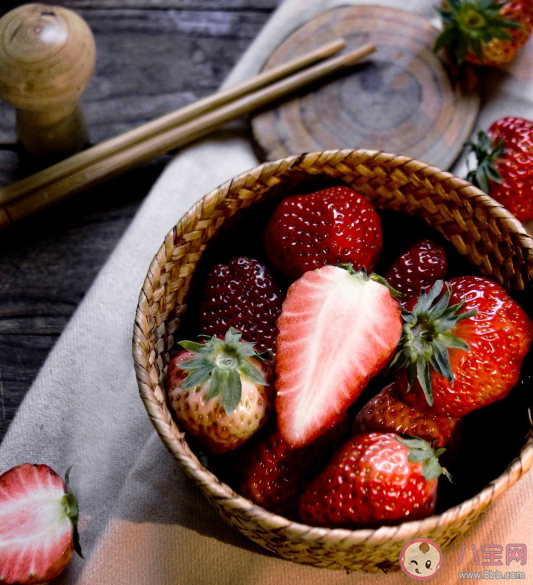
[{"left": 0, "top": 40, "right": 375, "bottom": 229}]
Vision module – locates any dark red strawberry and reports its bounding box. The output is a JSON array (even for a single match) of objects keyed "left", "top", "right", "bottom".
[
  {"left": 199, "top": 256, "right": 284, "bottom": 353},
  {"left": 391, "top": 277, "right": 533, "bottom": 418},
  {"left": 0, "top": 464, "right": 82, "bottom": 584},
  {"left": 275, "top": 265, "right": 402, "bottom": 447},
  {"left": 238, "top": 416, "right": 348, "bottom": 519},
  {"left": 465, "top": 118, "right": 533, "bottom": 220},
  {"left": 384, "top": 239, "right": 448, "bottom": 311},
  {"left": 353, "top": 383, "right": 461, "bottom": 449},
  {"left": 299, "top": 433, "right": 447, "bottom": 528},
  {"left": 264, "top": 186, "right": 382, "bottom": 281}
]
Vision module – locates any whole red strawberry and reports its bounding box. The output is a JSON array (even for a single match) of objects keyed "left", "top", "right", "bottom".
[
  {"left": 384, "top": 239, "right": 448, "bottom": 311},
  {"left": 264, "top": 186, "right": 382, "bottom": 281},
  {"left": 275, "top": 265, "right": 402, "bottom": 447},
  {"left": 299, "top": 433, "right": 447, "bottom": 528},
  {"left": 391, "top": 277, "right": 533, "bottom": 418},
  {"left": 167, "top": 328, "right": 275, "bottom": 453},
  {"left": 465, "top": 118, "right": 533, "bottom": 220},
  {"left": 353, "top": 383, "right": 461, "bottom": 449},
  {"left": 199, "top": 256, "right": 284, "bottom": 353},
  {"left": 435, "top": 0, "right": 533, "bottom": 66},
  {"left": 0, "top": 464, "right": 82, "bottom": 584},
  {"left": 238, "top": 416, "right": 348, "bottom": 519}
]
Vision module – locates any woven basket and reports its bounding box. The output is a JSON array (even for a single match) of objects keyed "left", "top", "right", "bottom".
[{"left": 132, "top": 149, "right": 533, "bottom": 572}]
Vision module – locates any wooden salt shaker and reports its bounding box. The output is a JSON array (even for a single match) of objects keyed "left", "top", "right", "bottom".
[{"left": 0, "top": 4, "right": 96, "bottom": 157}]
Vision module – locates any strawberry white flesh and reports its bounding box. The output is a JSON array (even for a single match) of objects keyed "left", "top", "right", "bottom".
[
  {"left": 0, "top": 464, "right": 77, "bottom": 585},
  {"left": 276, "top": 266, "right": 402, "bottom": 447}
]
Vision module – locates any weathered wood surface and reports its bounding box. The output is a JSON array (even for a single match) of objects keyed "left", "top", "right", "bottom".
[{"left": 0, "top": 0, "right": 281, "bottom": 442}]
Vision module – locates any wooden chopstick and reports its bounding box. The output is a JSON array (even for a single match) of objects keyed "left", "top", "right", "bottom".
[
  {"left": 0, "top": 39, "right": 345, "bottom": 207},
  {"left": 0, "top": 42, "right": 375, "bottom": 228}
]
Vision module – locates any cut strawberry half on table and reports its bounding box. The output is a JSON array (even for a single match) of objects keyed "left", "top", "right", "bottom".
[
  {"left": 275, "top": 265, "right": 403, "bottom": 447},
  {"left": 0, "top": 463, "right": 81, "bottom": 585}
]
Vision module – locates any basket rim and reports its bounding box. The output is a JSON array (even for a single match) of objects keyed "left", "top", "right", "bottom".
[{"left": 133, "top": 148, "right": 533, "bottom": 548}]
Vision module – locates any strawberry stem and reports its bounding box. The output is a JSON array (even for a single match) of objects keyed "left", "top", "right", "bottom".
[
  {"left": 388, "top": 281, "right": 476, "bottom": 406},
  {"left": 397, "top": 436, "right": 452, "bottom": 481},
  {"left": 178, "top": 327, "right": 267, "bottom": 415},
  {"left": 434, "top": 0, "right": 524, "bottom": 64},
  {"left": 464, "top": 130, "right": 506, "bottom": 193},
  {"left": 337, "top": 264, "right": 404, "bottom": 298},
  {"left": 63, "top": 466, "right": 83, "bottom": 558}
]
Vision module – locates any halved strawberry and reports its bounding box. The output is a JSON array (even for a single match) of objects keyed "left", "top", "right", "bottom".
[
  {"left": 0, "top": 463, "right": 81, "bottom": 585},
  {"left": 275, "top": 265, "right": 403, "bottom": 447}
]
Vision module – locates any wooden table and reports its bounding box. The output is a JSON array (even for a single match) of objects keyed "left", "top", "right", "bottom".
[{"left": 0, "top": 0, "right": 281, "bottom": 442}]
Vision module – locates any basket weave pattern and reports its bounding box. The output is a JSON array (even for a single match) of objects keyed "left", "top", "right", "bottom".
[{"left": 133, "top": 149, "right": 533, "bottom": 571}]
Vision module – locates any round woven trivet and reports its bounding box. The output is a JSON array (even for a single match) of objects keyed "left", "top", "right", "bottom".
[
  {"left": 251, "top": 5, "right": 479, "bottom": 170},
  {"left": 133, "top": 149, "right": 533, "bottom": 572}
]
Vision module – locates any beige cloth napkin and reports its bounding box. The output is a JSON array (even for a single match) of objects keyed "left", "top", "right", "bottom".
[{"left": 1, "top": 1, "right": 533, "bottom": 583}]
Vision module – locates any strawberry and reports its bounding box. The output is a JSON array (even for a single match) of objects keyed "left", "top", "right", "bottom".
[
  {"left": 390, "top": 277, "right": 533, "bottom": 418},
  {"left": 167, "top": 328, "right": 275, "bottom": 454},
  {"left": 0, "top": 464, "right": 81, "bottom": 585},
  {"left": 199, "top": 256, "right": 284, "bottom": 354},
  {"left": 434, "top": 0, "right": 533, "bottom": 66},
  {"left": 465, "top": 118, "right": 533, "bottom": 221},
  {"left": 275, "top": 265, "right": 402, "bottom": 447},
  {"left": 353, "top": 382, "right": 461, "bottom": 449},
  {"left": 299, "top": 433, "right": 447, "bottom": 528},
  {"left": 238, "top": 416, "right": 348, "bottom": 519},
  {"left": 264, "top": 185, "right": 382, "bottom": 281},
  {"left": 384, "top": 239, "right": 448, "bottom": 311}
]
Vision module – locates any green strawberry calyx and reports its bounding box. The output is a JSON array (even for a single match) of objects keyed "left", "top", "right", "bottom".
[
  {"left": 178, "top": 327, "right": 267, "bottom": 415},
  {"left": 63, "top": 466, "right": 83, "bottom": 558},
  {"left": 434, "top": 0, "right": 524, "bottom": 65},
  {"left": 464, "top": 129, "right": 506, "bottom": 193},
  {"left": 397, "top": 436, "right": 452, "bottom": 481},
  {"left": 388, "top": 280, "right": 477, "bottom": 407},
  {"left": 336, "top": 264, "right": 404, "bottom": 298}
]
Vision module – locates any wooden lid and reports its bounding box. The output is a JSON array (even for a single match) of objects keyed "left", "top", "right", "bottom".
[{"left": 251, "top": 5, "right": 480, "bottom": 170}]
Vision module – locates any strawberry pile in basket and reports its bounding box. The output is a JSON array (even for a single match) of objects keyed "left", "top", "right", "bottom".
[{"left": 166, "top": 185, "right": 533, "bottom": 530}]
